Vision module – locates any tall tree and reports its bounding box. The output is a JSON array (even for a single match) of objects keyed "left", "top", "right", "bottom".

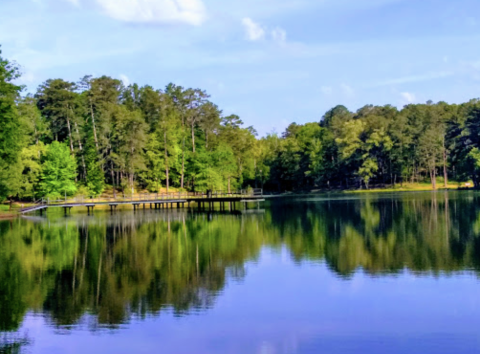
[
  {"left": 35, "top": 79, "right": 77, "bottom": 152},
  {"left": 0, "top": 48, "right": 24, "bottom": 202}
]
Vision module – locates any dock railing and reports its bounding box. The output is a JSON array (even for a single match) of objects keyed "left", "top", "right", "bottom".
[{"left": 40, "top": 189, "right": 263, "bottom": 206}]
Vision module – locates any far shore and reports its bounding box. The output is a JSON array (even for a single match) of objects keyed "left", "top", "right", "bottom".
[{"left": 2, "top": 183, "right": 476, "bottom": 220}]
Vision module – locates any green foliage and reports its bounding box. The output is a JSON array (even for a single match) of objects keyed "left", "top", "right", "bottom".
[
  {"left": 4, "top": 47, "right": 480, "bottom": 197},
  {"left": 85, "top": 157, "right": 104, "bottom": 197},
  {"left": 0, "top": 47, "right": 24, "bottom": 202},
  {"left": 83, "top": 131, "right": 104, "bottom": 197},
  {"left": 18, "top": 143, "right": 46, "bottom": 199},
  {"left": 40, "top": 142, "right": 77, "bottom": 198}
]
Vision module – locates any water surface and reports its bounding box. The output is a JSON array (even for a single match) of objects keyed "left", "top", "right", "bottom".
[{"left": 2, "top": 192, "right": 480, "bottom": 353}]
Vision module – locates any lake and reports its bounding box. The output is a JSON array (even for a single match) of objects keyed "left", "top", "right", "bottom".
[{"left": 2, "top": 191, "right": 480, "bottom": 354}]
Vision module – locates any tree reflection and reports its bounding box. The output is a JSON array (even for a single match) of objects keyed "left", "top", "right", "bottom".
[{"left": 2, "top": 192, "right": 480, "bottom": 330}]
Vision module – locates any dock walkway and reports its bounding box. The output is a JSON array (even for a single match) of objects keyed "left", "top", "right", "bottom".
[{"left": 20, "top": 189, "right": 265, "bottom": 214}]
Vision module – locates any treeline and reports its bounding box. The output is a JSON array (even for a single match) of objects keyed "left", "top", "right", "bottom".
[
  {"left": 265, "top": 101, "right": 480, "bottom": 191},
  {"left": 3, "top": 47, "right": 480, "bottom": 201},
  {"left": 1, "top": 48, "right": 259, "bottom": 201}
]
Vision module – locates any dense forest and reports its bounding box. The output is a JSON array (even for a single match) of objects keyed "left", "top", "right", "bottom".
[{"left": 2, "top": 47, "right": 480, "bottom": 201}]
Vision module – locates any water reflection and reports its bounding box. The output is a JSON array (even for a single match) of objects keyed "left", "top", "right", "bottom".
[{"left": 2, "top": 192, "right": 480, "bottom": 340}]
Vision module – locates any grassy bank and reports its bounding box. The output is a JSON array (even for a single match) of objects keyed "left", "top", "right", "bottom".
[
  {"left": 349, "top": 182, "right": 465, "bottom": 194},
  {"left": 0, "top": 204, "right": 18, "bottom": 219}
]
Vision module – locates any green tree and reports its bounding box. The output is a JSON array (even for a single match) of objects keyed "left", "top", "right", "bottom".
[
  {"left": 84, "top": 134, "right": 105, "bottom": 197},
  {"left": 40, "top": 142, "right": 77, "bottom": 198},
  {"left": 18, "top": 143, "right": 46, "bottom": 199},
  {"left": 0, "top": 48, "right": 24, "bottom": 202}
]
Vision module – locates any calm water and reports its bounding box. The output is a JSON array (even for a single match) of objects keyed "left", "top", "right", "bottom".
[{"left": 2, "top": 192, "right": 480, "bottom": 354}]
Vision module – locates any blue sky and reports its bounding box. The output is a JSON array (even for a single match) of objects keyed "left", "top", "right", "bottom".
[{"left": 1, "top": 0, "right": 480, "bottom": 135}]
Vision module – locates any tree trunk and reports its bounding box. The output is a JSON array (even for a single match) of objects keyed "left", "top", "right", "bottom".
[
  {"left": 111, "top": 161, "right": 116, "bottom": 198},
  {"left": 181, "top": 136, "right": 185, "bottom": 189},
  {"left": 89, "top": 99, "right": 99, "bottom": 150},
  {"left": 74, "top": 122, "right": 86, "bottom": 180},
  {"left": 164, "top": 130, "right": 169, "bottom": 193},
  {"left": 130, "top": 146, "right": 135, "bottom": 195},
  {"left": 191, "top": 122, "right": 196, "bottom": 153},
  {"left": 431, "top": 167, "right": 437, "bottom": 190},
  {"left": 443, "top": 140, "right": 448, "bottom": 188},
  {"left": 66, "top": 114, "right": 74, "bottom": 154}
]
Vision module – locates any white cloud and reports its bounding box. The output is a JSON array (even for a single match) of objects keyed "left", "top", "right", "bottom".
[
  {"left": 120, "top": 74, "right": 130, "bottom": 86},
  {"left": 401, "top": 92, "right": 416, "bottom": 104},
  {"left": 271, "top": 27, "right": 287, "bottom": 44},
  {"left": 341, "top": 83, "right": 354, "bottom": 96},
  {"left": 241, "top": 19, "right": 288, "bottom": 45},
  {"left": 242, "top": 18, "right": 266, "bottom": 41},
  {"left": 66, "top": 0, "right": 207, "bottom": 26},
  {"left": 320, "top": 86, "right": 333, "bottom": 95}
]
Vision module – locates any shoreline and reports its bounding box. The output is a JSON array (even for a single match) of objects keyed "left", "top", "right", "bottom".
[
  {"left": 265, "top": 185, "right": 471, "bottom": 198},
  {"left": 1, "top": 186, "right": 474, "bottom": 220}
]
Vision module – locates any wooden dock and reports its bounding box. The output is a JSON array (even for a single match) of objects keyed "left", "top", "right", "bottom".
[{"left": 20, "top": 190, "right": 265, "bottom": 215}]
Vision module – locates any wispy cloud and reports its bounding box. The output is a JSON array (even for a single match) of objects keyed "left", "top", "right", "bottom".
[
  {"left": 371, "top": 71, "right": 454, "bottom": 87},
  {"left": 242, "top": 18, "right": 266, "bottom": 41},
  {"left": 341, "top": 83, "right": 354, "bottom": 97},
  {"left": 65, "top": 0, "right": 207, "bottom": 26},
  {"left": 120, "top": 74, "right": 130, "bottom": 86},
  {"left": 271, "top": 27, "right": 287, "bottom": 44},
  {"left": 320, "top": 86, "right": 333, "bottom": 95},
  {"left": 65, "top": 0, "right": 80, "bottom": 6},
  {"left": 400, "top": 92, "right": 416, "bottom": 104},
  {"left": 242, "top": 18, "right": 287, "bottom": 44}
]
